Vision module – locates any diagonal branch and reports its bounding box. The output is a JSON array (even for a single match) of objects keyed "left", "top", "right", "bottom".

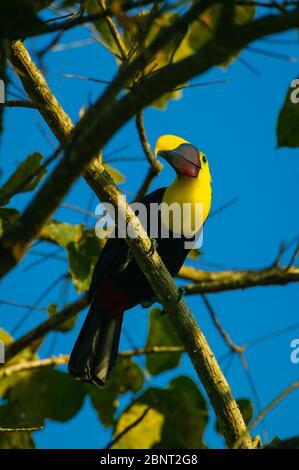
[
  {"left": 201, "top": 294, "right": 244, "bottom": 354},
  {"left": 98, "top": 0, "right": 128, "bottom": 60},
  {"left": 3, "top": 295, "right": 88, "bottom": 363},
  {"left": 135, "top": 110, "right": 163, "bottom": 200}
]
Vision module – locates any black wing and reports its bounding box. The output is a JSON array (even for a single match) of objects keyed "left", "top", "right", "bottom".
[{"left": 88, "top": 187, "right": 166, "bottom": 302}]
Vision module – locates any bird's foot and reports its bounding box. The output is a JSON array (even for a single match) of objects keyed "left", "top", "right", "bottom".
[
  {"left": 118, "top": 249, "right": 134, "bottom": 273},
  {"left": 176, "top": 286, "right": 185, "bottom": 304},
  {"left": 147, "top": 238, "right": 158, "bottom": 257},
  {"left": 158, "top": 287, "right": 186, "bottom": 315},
  {"left": 141, "top": 296, "right": 157, "bottom": 308}
]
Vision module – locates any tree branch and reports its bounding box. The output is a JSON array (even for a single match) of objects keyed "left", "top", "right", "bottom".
[
  {"left": 98, "top": 0, "right": 128, "bottom": 60},
  {"left": 0, "top": 346, "right": 185, "bottom": 378},
  {"left": 179, "top": 265, "right": 299, "bottom": 294},
  {"left": 3, "top": 295, "right": 88, "bottom": 363}
]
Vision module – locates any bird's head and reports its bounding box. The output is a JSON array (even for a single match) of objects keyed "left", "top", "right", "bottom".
[{"left": 155, "top": 134, "right": 210, "bottom": 180}]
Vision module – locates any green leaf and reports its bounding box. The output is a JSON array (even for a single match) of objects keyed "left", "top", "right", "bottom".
[
  {"left": 67, "top": 231, "right": 101, "bottom": 292},
  {"left": 41, "top": 220, "right": 84, "bottom": 248},
  {"left": 0, "top": 152, "right": 46, "bottom": 206},
  {"left": 277, "top": 80, "right": 299, "bottom": 148},
  {"left": 114, "top": 404, "right": 164, "bottom": 449},
  {"left": 188, "top": 4, "right": 255, "bottom": 66},
  {"left": 40, "top": 220, "right": 104, "bottom": 293},
  {"left": 145, "top": 308, "right": 182, "bottom": 375},
  {"left": 0, "top": 369, "right": 86, "bottom": 429},
  {"left": 88, "top": 356, "right": 144, "bottom": 428},
  {"left": 113, "top": 376, "right": 209, "bottom": 449},
  {"left": 237, "top": 398, "right": 254, "bottom": 425},
  {"left": 0, "top": 208, "right": 19, "bottom": 236}
]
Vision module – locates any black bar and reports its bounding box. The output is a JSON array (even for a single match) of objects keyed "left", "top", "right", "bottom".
[{"left": 0, "top": 449, "right": 299, "bottom": 467}]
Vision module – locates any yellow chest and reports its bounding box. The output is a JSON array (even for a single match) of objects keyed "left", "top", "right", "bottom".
[{"left": 161, "top": 174, "right": 212, "bottom": 236}]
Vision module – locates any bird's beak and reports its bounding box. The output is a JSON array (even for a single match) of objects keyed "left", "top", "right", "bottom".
[{"left": 158, "top": 144, "right": 200, "bottom": 178}]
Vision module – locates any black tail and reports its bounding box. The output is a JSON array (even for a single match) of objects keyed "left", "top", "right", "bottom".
[{"left": 68, "top": 301, "right": 124, "bottom": 387}]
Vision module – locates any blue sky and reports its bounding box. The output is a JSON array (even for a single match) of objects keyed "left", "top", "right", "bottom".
[{"left": 0, "top": 14, "right": 299, "bottom": 448}]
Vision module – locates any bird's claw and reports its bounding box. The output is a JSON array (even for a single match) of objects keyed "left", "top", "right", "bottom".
[
  {"left": 118, "top": 249, "right": 134, "bottom": 273},
  {"left": 147, "top": 238, "right": 158, "bottom": 257},
  {"left": 141, "top": 296, "right": 157, "bottom": 308},
  {"left": 176, "top": 287, "right": 185, "bottom": 304}
]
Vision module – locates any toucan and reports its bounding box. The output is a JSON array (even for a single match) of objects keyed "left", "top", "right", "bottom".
[{"left": 68, "top": 135, "right": 212, "bottom": 387}]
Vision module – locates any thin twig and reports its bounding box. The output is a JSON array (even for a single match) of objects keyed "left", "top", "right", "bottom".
[
  {"left": 98, "top": 0, "right": 128, "bottom": 60},
  {"left": 135, "top": 110, "right": 163, "bottom": 200},
  {"left": 0, "top": 300, "right": 48, "bottom": 312},
  {"left": 0, "top": 100, "right": 45, "bottom": 109},
  {"left": 201, "top": 294, "right": 244, "bottom": 354},
  {"left": 0, "top": 347, "right": 185, "bottom": 377},
  {"left": 234, "top": 379, "right": 299, "bottom": 448}
]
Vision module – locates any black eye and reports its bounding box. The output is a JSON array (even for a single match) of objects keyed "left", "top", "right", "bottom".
[{"left": 202, "top": 155, "right": 207, "bottom": 163}]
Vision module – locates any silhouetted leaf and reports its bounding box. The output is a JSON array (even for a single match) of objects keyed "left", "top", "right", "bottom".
[
  {"left": 0, "top": 1, "right": 44, "bottom": 40},
  {"left": 277, "top": 80, "right": 299, "bottom": 147},
  {"left": 266, "top": 435, "right": 299, "bottom": 449},
  {"left": 0, "top": 152, "right": 46, "bottom": 206},
  {"left": 145, "top": 308, "right": 182, "bottom": 375},
  {"left": 0, "top": 208, "right": 19, "bottom": 236},
  {"left": 113, "top": 376, "right": 209, "bottom": 449}
]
